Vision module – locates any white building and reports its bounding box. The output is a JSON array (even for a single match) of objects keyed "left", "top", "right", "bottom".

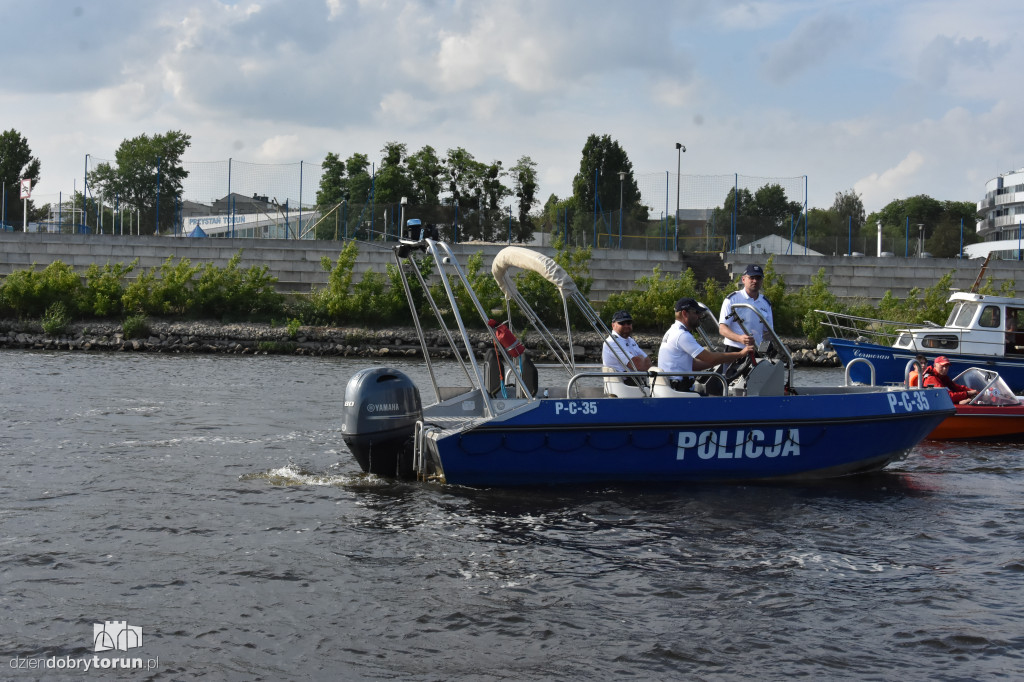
[
  {"left": 970, "top": 169, "right": 1024, "bottom": 259},
  {"left": 977, "top": 169, "right": 1024, "bottom": 242},
  {"left": 735, "top": 234, "right": 823, "bottom": 256}
]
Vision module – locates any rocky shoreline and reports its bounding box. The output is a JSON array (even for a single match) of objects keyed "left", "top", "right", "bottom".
[{"left": 0, "top": 319, "right": 841, "bottom": 367}]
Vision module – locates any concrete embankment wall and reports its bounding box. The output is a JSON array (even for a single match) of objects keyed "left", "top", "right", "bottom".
[
  {"left": 0, "top": 232, "right": 724, "bottom": 306},
  {"left": 2, "top": 231, "right": 1024, "bottom": 306},
  {"left": 727, "top": 254, "right": 1024, "bottom": 302}
]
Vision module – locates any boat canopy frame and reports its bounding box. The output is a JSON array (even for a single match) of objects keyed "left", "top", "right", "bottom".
[{"left": 390, "top": 239, "right": 652, "bottom": 409}]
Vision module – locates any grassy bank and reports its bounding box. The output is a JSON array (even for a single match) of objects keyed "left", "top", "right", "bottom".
[{"left": 0, "top": 241, "right": 1015, "bottom": 345}]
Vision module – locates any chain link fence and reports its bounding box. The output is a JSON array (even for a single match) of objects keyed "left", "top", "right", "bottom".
[{"left": 12, "top": 159, "right": 809, "bottom": 256}]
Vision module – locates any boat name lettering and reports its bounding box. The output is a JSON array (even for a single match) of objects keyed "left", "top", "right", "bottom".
[
  {"left": 366, "top": 402, "right": 400, "bottom": 413},
  {"left": 553, "top": 401, "right": 598, "bottom": 416},
  {"left": 852, "top": 350, "right": 890, "bottom": 360},
  {"left": 676, "top": 429, "right": 800, "bottom": 460},
  {"left": 886, "top": 391, "right": 930, "bottom": 413}
]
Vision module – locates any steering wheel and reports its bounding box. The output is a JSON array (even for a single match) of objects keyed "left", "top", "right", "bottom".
[{"left": 724, "top": 354, "right": 756, "bottom": 383}]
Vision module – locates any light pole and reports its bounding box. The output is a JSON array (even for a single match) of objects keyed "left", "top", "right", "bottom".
[
  {"left": 400, "top": 196, "right": 408, "bottom": 239},
  {"left": 618, "top": 171, "right": 626, "bottom": 249},
  {"left": 917, "top": 223, "right": 925, "bottom": 256},
  {"left": 675, "top": 142, "right": 685, "bottom": 251}
]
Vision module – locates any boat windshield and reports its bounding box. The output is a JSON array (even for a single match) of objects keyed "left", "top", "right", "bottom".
[
  {"left": 949, "top": 302, "right": 979, "bottom": 328},
  {"left": 954, "top": 368, "right": 1021, "bottom": 406}
]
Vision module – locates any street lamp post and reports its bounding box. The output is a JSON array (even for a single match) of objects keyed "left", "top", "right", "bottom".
[
  {"left": 400, "top": 196, "right": 408, "bottom": 239},
  {"left": 675, "top": 143, "right": 685, "bottom": 251},
  {"left": 618, "top": 171, "right": 626, "bottom": 249}
]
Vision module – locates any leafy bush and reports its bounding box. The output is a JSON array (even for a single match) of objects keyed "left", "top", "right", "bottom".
[
  {"left": 193, "top": 252, "right": 284, "bottom": 320},
  {"left": 875, "top": 272, "right": 956, "bottom": 327},
  {"left": 82, "top": 261, "right": 137, "bottom": 317},
  {"left": 122, "top": 314, "right": 150, "bottom": 339},
  {"left": 788, "top": 268, "right": 842, "bottom": 342},
  {"left": 286, "top": 318, "right": 302, "bottom": 340},
  {"left": 41, "top": 302, "right": 71, "bottom": 336},
  {"left": 309, "top": 241, "right": 432, "bottom": 326},
  {"left": 602, "top": 266, "right": 702, "bottom": 331},
  {"left": 122, "top": 257, "right": 200, "bottom": 316},
  {"left": 1, "top": 261, "right": 83, "bottom": 318}
]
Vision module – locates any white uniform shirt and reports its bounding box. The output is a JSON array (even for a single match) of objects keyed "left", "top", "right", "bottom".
[
  {"left": 657, "top": 321, "right": 705, "bottom": 374},
  {"left": 719, "top": 289, "right": 773, "bottom": 349},
  {"left": 602, "top": 332, "right": 647, "bottom": 372}
]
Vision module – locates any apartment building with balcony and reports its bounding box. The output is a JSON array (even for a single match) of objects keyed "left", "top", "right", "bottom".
[{"left": 977, "top": 168, "right": 1024, "bottom": 241}]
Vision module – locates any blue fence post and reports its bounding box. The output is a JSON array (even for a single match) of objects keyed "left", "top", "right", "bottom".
[
  {"left": 227, "top": 158, "right": 233, "bottom": 238},
  {"left": 593, "top": 169, "right": 599, "bottom": 249},
  {"left": 959, "top": 218, "right": 963, "bottom": 258},
  {"left": 83, "top": 154, "right": 89, "bottom": 234},
  {"left": 905, "top": 216, "right": 909, "bottom": 257},
  {"left": 508, "top": 204, "right": 512, "bottom": 244},
  {"left": 664, "top": 171, "right": 669, "bottom": 252},
  {"left": 731, "top": 173, "right": 738, "bottom": 253},
  {"left": 155, "top": 156, "right": 161, "bottom": 235},
  {"left": 299, "top": 160, "right": 304, "bottom": 240},
  {"left": 804, "top": 175, "right": 809, "bottom": 254},
  {"left": 848, "top": 216, "right": 852, "bottom": 256}
]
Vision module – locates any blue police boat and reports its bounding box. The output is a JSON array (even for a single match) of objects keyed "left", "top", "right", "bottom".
[{"left": 342, "top": 239, "right": 953, "bottom": 486}]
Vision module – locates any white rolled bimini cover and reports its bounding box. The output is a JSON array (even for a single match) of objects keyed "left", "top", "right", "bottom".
[{"left": 491, "top": 246, "right": 579, "bottom": 299}]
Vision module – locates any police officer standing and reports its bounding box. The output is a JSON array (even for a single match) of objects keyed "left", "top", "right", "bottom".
[{"left": 719, "top": 264, "right": 774, "bottom": 350}]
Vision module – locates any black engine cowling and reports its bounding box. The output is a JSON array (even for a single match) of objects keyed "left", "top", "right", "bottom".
[{"left": 342, "top": 367, "right": 422, "bottom": 479}]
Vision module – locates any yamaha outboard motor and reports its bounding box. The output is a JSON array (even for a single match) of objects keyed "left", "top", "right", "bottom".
[{"left": 342, "top": 367, "right": 422, "bottom": 479}]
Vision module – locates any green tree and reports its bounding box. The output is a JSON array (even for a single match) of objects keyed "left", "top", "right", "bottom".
[
  {"left": 87, "top": 130, "right": 191, "bottom": 235},
  {"left": 571, "top": 135, "right": 646, "bottom": 231},
  {"left": 443, "top": 147, "right": 493, "bottom": 241},
  {"left": 751, "top": 184, "right": 803, "bottom": 227},
  {"left": 510, "top": 156, "right": 538, "bottom": 243},
  {"left": 316, "top": 152, "right": 346, "bottom": 206},
  {"left": 374, "top": 141, "right": 414, "bottom": 204},
  {"left": 0, "top": 129, "right": 42, "bottom": 230},
  {"left": 867, "top": 195, "right": 975, "bottom": 257},
  {"left": 345, "top": 152, "right": 373, "bottom": 205},
  {"left": 407, "top": 145, "right": 443, "bottom": 205},
  {"left": 831, "top": 189, "right": 865, "bottom": 228}
]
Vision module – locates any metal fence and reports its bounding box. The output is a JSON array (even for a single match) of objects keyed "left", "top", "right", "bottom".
[{"left": 12, "top": 159, "right": 811, "bottom": 254}]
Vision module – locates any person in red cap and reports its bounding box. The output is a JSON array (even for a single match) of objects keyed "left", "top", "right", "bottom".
[{"left": 922, "top": 356, "right": 978, "bottom": 404}]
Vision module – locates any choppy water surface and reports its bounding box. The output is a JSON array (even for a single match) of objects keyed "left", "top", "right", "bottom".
[{"left": 1, "top": 351, "right": 1023, "bottom": 680}]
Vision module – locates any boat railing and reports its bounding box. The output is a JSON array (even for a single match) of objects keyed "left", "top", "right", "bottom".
[
  {"left": 903, "top": 358, "right": 925, "bottom": 389},
  {"left": 566, "top": 369, "right": 729, "bottom": 398},
  {"left": 816, "top": 309, "right": 934, "bottom": 345},
  {"left": 845, "top": 357, "right": 876, "bottom": 386}
]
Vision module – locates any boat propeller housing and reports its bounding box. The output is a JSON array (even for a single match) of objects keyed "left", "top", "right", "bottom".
[{"left": 342, "top": 367, "right": 422, "bottom": 478}]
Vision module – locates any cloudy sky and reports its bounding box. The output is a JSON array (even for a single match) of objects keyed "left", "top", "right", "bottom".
[{"left": 4, "top": 0, "right": 1023, "bottom": 214}]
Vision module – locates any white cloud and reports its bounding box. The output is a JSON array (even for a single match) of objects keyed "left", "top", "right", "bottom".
[
  {"left": 258, "top": 135, "right": 302, "bottom": 162},
  {"left": 854, "top": 151, "right": 926, "bottom": 210},
  {"left": 6, "top": 0, "right": 1024, "bottom": 219},
  {"left": 760, "top": 13, "right": 856, "bottom": 84}
]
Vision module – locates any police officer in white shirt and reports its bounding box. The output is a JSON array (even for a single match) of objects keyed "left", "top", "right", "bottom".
[
  {"left": 659, "top": 298, "right": 753, "bottom": 391},
  {"left": 719, "top": 264, "right": 774, "bottom": 350},
  {"left": 602, "top": 310, "right": 651, "bottom": 385}
]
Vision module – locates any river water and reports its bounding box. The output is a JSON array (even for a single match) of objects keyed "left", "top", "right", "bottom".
[{"left": 1, "top": 351, "right": 1022, "bottom": 681}]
